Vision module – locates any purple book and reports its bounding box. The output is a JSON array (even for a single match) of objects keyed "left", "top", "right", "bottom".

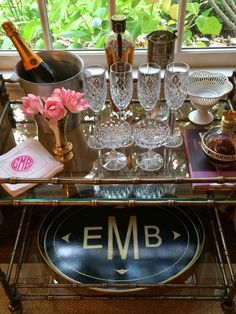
[{"left": 183, "top": 128, "right": 236, "bottom": 190}]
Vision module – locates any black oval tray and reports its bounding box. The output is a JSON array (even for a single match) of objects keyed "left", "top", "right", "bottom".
[{"left": 38, "top": 205, "right": 205, "bottom": 291}]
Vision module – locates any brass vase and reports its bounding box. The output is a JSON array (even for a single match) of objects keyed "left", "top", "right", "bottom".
[
  {"left": 34, "top": 113, "right": 77, "bottom": 163},
  {"left": 49, "top": 115, "right": 74, "bottom": 163}
]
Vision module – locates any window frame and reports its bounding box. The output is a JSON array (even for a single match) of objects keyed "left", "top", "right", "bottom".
[{"left": 0, "top": 0, "right": 235, "bottom": 71}]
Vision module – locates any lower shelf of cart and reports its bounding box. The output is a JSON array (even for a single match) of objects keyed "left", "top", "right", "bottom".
[{"left": 2, "top": 204, "right": 235, "bottom": 300}]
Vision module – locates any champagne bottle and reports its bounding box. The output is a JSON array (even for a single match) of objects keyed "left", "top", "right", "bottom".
[{"left": 2, "top": 21, "right": 57, "bottom": 83}]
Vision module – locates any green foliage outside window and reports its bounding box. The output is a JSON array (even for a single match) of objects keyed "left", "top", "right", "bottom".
[{"left": 0, "top": 0, "right": 235, "bottom": 50}]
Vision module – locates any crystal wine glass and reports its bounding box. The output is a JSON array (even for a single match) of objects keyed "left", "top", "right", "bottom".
[
  {"left": 83, "top": 64, "right": 107, "bottom": 149},
  {"left": 133, "top": 119, "right": 170, "bottom": 172},
  {"left": 94, "top": 119, "right": 131, "bottom": 171},
  {"left": 137, "top": 62, "right": 161, "bottom": 120},
  {"left": 109, "top": 62, "right": 133, "bottom": 119},
  {"left": 164, "top": 62, "right": 189, "bottom": 148}
]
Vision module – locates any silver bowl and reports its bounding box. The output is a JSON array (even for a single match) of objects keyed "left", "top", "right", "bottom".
[{"left": 201, "top": 130, "right": 236, "bottom": 168}]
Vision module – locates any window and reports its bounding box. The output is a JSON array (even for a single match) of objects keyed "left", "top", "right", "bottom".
[{"left": 0, "top": 0, "right": 235, "bottom": 70}]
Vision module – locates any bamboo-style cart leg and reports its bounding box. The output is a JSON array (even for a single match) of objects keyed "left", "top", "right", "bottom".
[
  {"left": 0, "top": 206, "right": 30, "bottom": 313},
  {"left": 221, "top": 299, "right": 235, "bottom": 314},
  {"left": 0, "top": 267, "right": 22, "bottom": 313},
  {"left": 221, "top": 280, "right": 236, "bottom": 314},
  {"left": 212, "top": 205, "right": 236, "bottom": 314}
]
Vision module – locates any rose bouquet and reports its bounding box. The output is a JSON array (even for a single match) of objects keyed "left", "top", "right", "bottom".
[{"left": 21, "top": 87, "right": 90, "bottom": 162}]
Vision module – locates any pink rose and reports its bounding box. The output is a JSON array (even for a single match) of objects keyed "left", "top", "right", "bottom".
[
  {"left": 21, "top": 94, "right": 43, "bottom": 115},
  {"left": 52, "top": 88, "right": 90, "bottom": 113},
  {"left": 20, "top": 88, "right": 90, "bottom": 121},
  {"left": 43, "top": 96, "right": 67, "bottom": 120},
  {"left": 51, "top": 87, "right": 67, "bottom": 102}
]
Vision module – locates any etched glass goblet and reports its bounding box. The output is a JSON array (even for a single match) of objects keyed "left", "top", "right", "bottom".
[
  {"left": 137, "top": 62, "right": 161, "bottom": 121},
  {"left": 83, "top": 64, "right": 107, "bottom": 149},
  {"left": 164, "top": 62, "right": 189, "bottom": 148},
  {"left": 134, "top": 119, "right": 170, "bottom": 172},
  {"left": 94, "top": 119, "right": 131, "bottom": 171},
  {"left": 110, "top": 62, "right": 133, "bottom": 119}
]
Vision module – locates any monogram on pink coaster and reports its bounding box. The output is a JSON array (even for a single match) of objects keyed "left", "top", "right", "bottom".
[
  {"left": 0, "top": 139, "right": 64, "bottom": 197},
  {"left": 11, "top": 155, "right": 33, "bottom": 172}
]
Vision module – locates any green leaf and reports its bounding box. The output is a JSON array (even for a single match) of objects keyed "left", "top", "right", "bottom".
[
  {"left": 184, "top": 29, "right": 192, "bottom": 42},
  {"left": 127, "top": 21, "right": 142, "bottom": 40},
  {"left": 48, "top": 0, "right": 69, "bottom": 19},
  {"left": 167, "top": 20, "right": 177, "bottom": 26},
  {"left": 196, "top": 15, "right": 222, "bottom": 35},
  {"left": 22, "top": 20, "right": 40, "bottom": 42},
  {"left": 93, "top": 7, "right": 107, "bottom": 20},
  {"left": 79, "top": 32, "right": 93, "bottom": 42},
  {"left": 194, "top": 41, "right": 207, "bottom": 47},
  {"left": 95, "top": 34, "right": 106, "bottom": 48},
  {"left": 92, "top": 0, "right": 101, "bottom": 11},
  {"left": 34, "top": 38, "right": 45, "bottom": 49},
  {"left": 168, "top": 4, "right": 179, "bottom": 21},
  {"left": 137, "top": 12, "right": 157, "bottom": 33},
  {"left": 201, "top": 8, "right": 213, "bottom": 17},
  {"left": 101, "top": 20, "right": 109, "bottom": 30},
  {"left": 162, "top": 0, "right": 171, "bottom": 14},
  {"left": 131, "top": 0, "right": 141, "bottom": 9},
  {"left": 186, "top": 3, "right": 199, "bottom": 15}
]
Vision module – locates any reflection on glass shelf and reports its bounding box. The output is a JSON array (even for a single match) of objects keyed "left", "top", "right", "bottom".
[
  {"left": 94, "top": 184, "right": 133, "bottom": 199},
  {"left": 134, "top": 183, "right": 175, "bottom": 199},
  {"left": 94, "top": 166, "right": 133, "bottom": 199}
]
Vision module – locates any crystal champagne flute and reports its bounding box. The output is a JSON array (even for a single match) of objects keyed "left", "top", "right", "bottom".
[
  {"left": 109, "top": 61, "right": 133, "bottom": 119},
  {"left": 83, "top": 64, "right": 107, "bottom": 149},
  {"left": 164, "top": 62, "right": 189, "bottom": 148},
  {"left": 137, "top": 62, "right": 161, "bottom": 121}
]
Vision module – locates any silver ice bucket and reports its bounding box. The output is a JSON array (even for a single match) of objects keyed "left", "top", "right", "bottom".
[
  {"left": 15, "top": 50, "right": 84, "bottom": 96},
  {"left": 147, "top": 30, "right": 177, "bottom": 69}
]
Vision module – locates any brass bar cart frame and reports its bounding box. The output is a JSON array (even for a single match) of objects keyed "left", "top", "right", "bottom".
[{"left": 0, "top": 81, "right": 236, "bottom": 313}]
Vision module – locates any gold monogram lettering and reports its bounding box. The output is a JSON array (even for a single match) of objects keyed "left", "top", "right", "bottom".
[
  {"left": 144, "top": 226, "right": 162, "bottom": 248},
  {"left": 82, "top": 218, "right": 166, "bottom": 260},
  {"left": 108, "top": 216, "right": 139, "bottom": 260},
  {"left": 83, "top": 226, "right": 103, "bottom": 249}
]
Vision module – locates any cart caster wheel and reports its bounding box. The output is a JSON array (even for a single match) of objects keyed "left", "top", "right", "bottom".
[
  {"left": 8, "top": 301, "right": 23, "bottom": 314},
  {"left": 221, "top": 300, "right": 235, "bottom": 314}
]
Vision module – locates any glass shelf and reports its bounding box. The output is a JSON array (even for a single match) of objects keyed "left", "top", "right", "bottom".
[
  {"left": 0, "top": 99, "right": 235, "bottom": 204},
  {"left": 1, "top": 98, "right": 236, "bottom": 314}
]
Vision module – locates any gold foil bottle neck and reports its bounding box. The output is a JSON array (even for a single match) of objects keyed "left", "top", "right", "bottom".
[
  {"left": 2, "top": 20, "right": 18, "bottom": 37},
  {"left": 2, "top": 20, "right": 43, "bottom": 71}
]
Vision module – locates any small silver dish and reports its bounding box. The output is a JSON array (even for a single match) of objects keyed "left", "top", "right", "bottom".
[{"left": 201, "top": 131, "right": 236, "bottom": 168}]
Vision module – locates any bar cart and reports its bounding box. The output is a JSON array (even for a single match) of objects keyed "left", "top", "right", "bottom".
[{"left": 0, "top": 77, "right": 236, "bottom": 314}]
